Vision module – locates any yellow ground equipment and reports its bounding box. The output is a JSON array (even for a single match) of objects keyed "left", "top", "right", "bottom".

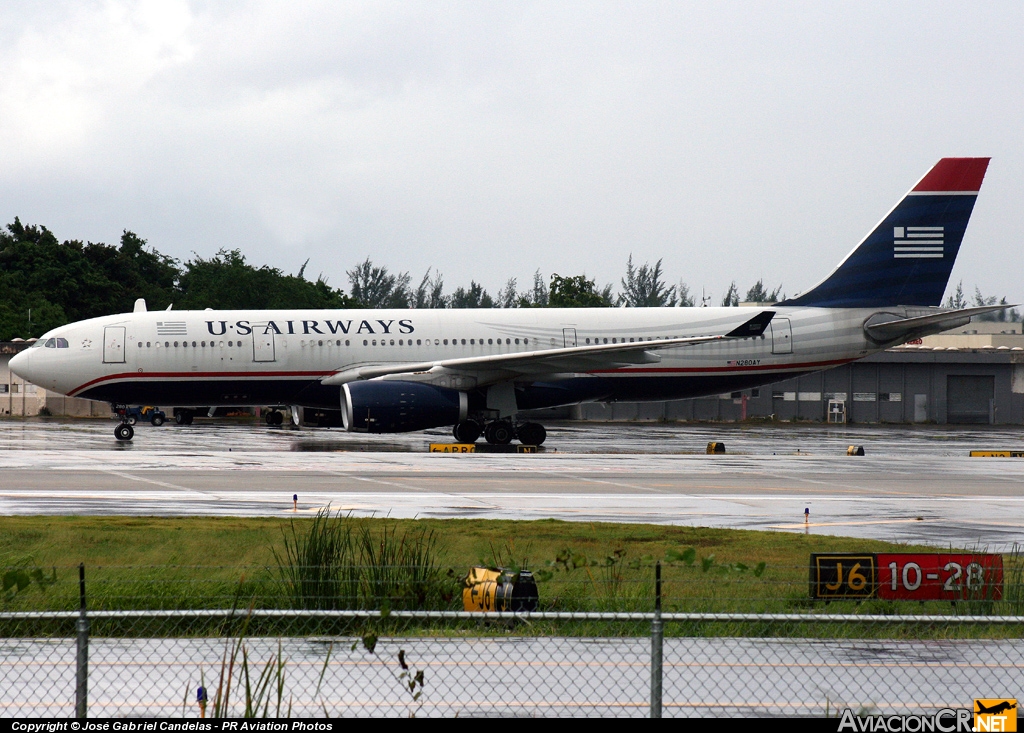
[{"left": 463, "top": 567, "right": 539, "bottom": 612}]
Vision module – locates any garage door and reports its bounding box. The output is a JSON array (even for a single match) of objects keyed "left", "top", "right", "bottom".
[{"left": 946, "top": 375, "right": 994, "bottom": 424}]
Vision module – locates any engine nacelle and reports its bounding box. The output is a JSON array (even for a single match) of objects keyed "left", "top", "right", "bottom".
[{"left": 341, "top": 380, "right": 468, "bottom": 433}]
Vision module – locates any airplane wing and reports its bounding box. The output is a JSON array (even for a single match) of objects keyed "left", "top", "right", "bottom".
[{"left": 321, "top": 310, "right": 775, "bottom": 387}]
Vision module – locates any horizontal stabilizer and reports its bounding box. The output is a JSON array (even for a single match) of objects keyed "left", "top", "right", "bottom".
[{"left": 864, "top": 305, "right": 1014, "bottom": 341}]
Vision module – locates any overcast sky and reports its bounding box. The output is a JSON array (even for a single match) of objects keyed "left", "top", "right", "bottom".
[{"left": 1, "top": 1, "right": 1021, "bottom": 305}]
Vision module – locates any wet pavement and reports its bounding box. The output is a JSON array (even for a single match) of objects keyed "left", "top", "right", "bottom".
[
  {"left": 1, "top": 419, "right": 1023, "bottom": 549},
  {"left": 1, "top": 634, "right": 1011, "bottom": 718}
]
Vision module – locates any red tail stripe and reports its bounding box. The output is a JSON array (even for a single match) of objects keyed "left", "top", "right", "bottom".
[{"left": 913, "top": 157, "right": 990, "bottom": 192}]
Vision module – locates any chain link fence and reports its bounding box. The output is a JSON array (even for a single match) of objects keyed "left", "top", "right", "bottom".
[{"left": 2, "top": 570, "right": 1023, "bottom": 718}]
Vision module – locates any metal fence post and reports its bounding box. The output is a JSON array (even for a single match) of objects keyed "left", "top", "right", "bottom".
[
  {"left": 75, "top": 563, "right": 88, "bottom": 719},
  {"left": 651, "top": 561, "right": 663, "bottom": 718}
]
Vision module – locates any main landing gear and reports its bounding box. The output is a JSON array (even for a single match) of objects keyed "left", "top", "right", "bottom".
[
  {"left": 265, "top": 410, "right": 285, "bottom": 426},
  {"left": 452, "top": 419, "right": 546, "bottom": 446}
]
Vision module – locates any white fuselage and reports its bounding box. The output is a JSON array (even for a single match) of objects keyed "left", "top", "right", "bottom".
[{"left": 11, "top": 305, "right": 910, "bottom": 413}]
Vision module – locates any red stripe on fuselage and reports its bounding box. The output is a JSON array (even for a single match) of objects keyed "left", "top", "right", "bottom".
[
  {"left": 589, "top": 357, "right": 855, "bottom": 375},
  {"left": 68, "top": 370, "right": 333, "bottom": 397},
  {"left": 68, "top": 357, "right": 855, "bottom": 397}
]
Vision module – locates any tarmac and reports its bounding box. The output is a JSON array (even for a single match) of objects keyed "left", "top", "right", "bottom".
[{"left": 1, "top": 419, "right": 1023, "bottom": 548}]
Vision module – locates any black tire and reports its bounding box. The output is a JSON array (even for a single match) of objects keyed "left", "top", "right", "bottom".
[
  {"left": 115, "top": 423, "right": 134, "bottom": 441},
  {"left": 517, "top": 422, "right": 547, "bottom": 446},
  {"left": 175, "top": 411, "right": 194, "bottom": 426},
  {"left": 151, "top": 414, "right": 165, "bottom": 427},
  {"left": 484, "top": 420, "right": 514, "bottom": 445},
  {"left": 127, "top": 416, "right": 137, "bottom": 426},
  {"left": 453, "top": 420, "right": 481, "bottom": 443}
]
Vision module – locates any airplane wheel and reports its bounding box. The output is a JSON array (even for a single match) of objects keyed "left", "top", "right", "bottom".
[
  {"left": 453, "top": 420, "right": 481, "bottom": 443},
  {"left": 516, "top": 422, "right": 546, "bottom": 446},
  {"left": 151, "top": 414, "right": 165, "bottom": 427},
  {"left": 115, "top": 423, "right": 134, "bottom": 441},
  {"left": 175, "top": 411, "right": 194, "bottom": 426},
  {"left": 272, "top": 411, "right": 284, "bottom": 426},
  {"left": 484, "top": 420, "right": 513, "bottom": 445}
]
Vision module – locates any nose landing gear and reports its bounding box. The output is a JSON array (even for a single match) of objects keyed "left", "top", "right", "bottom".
[
  {"left": 110, "top": 403, "right": 134, "bottom": 441},
  {"left": 114, "top": 423, "right": 134, "bottom": 441}
]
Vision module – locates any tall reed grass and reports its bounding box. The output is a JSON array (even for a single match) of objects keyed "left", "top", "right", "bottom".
[{"left": 274, "top": 509, "right": 451, "bottom": 610}]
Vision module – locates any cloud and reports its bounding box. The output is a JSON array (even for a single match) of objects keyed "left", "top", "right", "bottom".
[{"left": 0, "top": 1, "right": 1022, "bottom": 303}]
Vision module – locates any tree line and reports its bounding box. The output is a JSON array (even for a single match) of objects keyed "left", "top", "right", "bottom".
[{"left": 0, "top": 218, "right": 1016, "bottom": 340}]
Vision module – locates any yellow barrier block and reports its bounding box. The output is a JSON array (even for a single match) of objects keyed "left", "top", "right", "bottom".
[
  {"left": 969, "top": 450, "right": 1024, "bottom": 458},
  {"left": 430, "top": 443, "right": 476, "bottom": 453}
]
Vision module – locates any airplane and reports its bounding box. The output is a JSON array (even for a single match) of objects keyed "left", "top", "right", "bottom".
[{"left": 10, "top": 157, "right": 1007, "bottom": 444}]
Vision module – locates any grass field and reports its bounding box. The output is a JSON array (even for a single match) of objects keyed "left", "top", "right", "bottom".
[{"left": 1, "top": 515, "right": 1018, "bottom": 619}]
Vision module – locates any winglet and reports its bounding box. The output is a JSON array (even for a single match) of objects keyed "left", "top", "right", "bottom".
[{"left": 725, "top": 310, "right": 775, "bottom": 338}]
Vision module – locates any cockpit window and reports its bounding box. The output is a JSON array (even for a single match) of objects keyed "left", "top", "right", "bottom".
[
  {"left": 56, "top": 338, "right": 69, "bottom": 348},
  {"left": 44, "top": 338, "right": 56, "bottom": 348}
]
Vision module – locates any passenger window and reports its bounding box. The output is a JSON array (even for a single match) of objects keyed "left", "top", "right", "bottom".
[
  {"left": 174, "top": 341, "right": 179, "bottom": 347},
  {"left": 515, "top": 338, "right": 520, "bottom": 345},
  {"left": 390, "top": 339, "right": 395, "bottom": 346},
  {"left": 524, "top": 338, "right": 528, "bottom": 344},
  {"left": 443, "top": 339, "right": 448, "bottom": 345},
  {"left": 461, "top": 339, "right": 466, "bottom": 345},
  {"left": 488, "top": 339, "right": 493, "bottom": 345},
  {"left": 201, "top": 341, "right": 206, "bottom": 347},
  {"left": 586, "top": 338, "right": 591, "bottom": 344},
  {"left": 138, "top": 343, "right": 144, "bottom": 348},
  {"left": 363, "top": 340, "right": 368, "bottom": 346},
  {"left": 506, "top": 338, "right": 511, "bottom": 345},
  {"left": 147, "top": 342, "right": 151, "bottom": 347}
]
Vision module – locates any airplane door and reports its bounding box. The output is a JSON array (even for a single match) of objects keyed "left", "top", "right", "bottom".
[
  {"left": 252, "top": 328, "right": 276, "bottom": 362},
  {"left": 770, "top": 318, "right": 793, "bottom": 355},
  {"left": 562, "top": 328, "right": 577, "bottom": 347},
  {"left": 103, "top": 326, "right": 126, "bottom": 363}
]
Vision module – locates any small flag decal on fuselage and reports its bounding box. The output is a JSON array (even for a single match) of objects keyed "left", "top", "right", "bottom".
[
  {"left": 893, "top": 226, "right": 943, "bottom": 259},
  {"left": 156, "top": 321, "right": 188, "bottom": 336}
]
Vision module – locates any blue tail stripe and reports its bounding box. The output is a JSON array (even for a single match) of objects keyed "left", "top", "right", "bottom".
[{"left": 780, "top": 193, "right": 979, "bottom": 308}]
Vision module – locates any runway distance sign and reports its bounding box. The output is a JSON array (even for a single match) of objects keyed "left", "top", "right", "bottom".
[{"left": 810, "top": 553, "right": 1003, "bottom": 601}]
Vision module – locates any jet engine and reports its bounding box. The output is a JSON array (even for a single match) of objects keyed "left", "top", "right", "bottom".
[{"left": 341, "top": 381, "right": 468, "bottom": 433}]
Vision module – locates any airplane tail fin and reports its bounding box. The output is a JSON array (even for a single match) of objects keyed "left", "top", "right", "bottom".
[{"left": 779, "top": 158, "right": 990, "bottom": 308}]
